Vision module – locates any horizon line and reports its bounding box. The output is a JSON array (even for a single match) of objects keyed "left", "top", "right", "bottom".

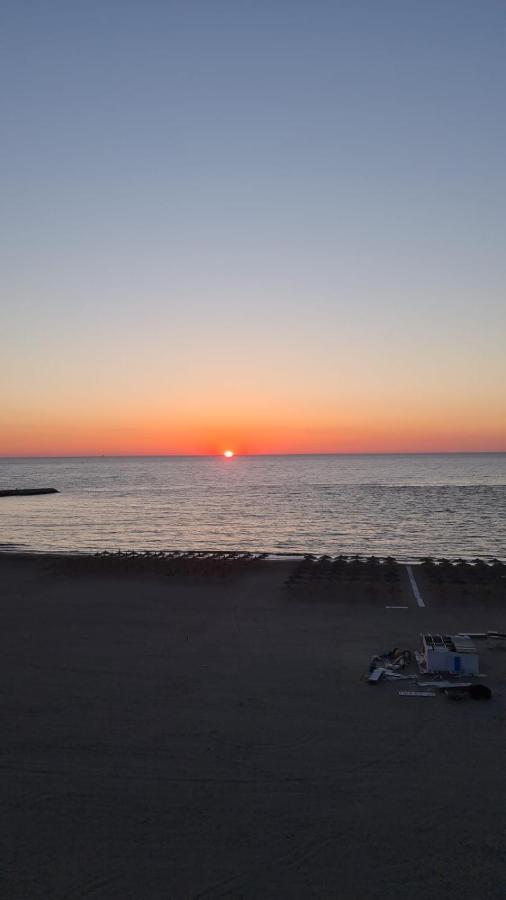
[{"left": 1, "top": 450, "right": 505, "bottom": 460}]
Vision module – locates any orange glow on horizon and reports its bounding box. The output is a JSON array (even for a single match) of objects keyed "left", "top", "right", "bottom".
[
  {"left": 1, "top": 412, "right": 505, "bottom": 457},
  {"left": 1, "top": 389, "right": 505, "bottom": 457}
]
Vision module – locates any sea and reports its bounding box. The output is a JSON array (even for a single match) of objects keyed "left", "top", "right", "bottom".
[{"left": 0, "top": 454, "right": 505, "bottom": 561}]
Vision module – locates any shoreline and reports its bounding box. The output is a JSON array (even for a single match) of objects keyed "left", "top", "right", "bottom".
[{"left": 0, "top": 548, "right": 505, "bottom": 564}]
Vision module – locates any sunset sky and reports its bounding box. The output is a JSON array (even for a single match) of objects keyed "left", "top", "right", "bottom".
[{"left": 2, "top": 1, "right": 505, "bottom": 455}]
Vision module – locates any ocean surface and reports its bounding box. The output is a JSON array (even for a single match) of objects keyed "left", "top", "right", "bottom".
[{"left": 0, "top": 454, "right": 505, "bottom": 560}]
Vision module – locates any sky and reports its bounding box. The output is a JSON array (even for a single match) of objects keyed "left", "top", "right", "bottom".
[{"left": 1, "top": 0, "right": 505, "bottom": 455}]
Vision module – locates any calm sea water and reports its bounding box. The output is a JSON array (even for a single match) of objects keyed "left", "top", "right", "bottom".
[{"left": 0, "top": 454, "right": 505, "bottom": 560}]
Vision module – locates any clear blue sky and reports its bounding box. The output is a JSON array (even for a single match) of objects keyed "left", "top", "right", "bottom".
[{"left": 1, "top": 1, "right": 505, "bottom": 454}]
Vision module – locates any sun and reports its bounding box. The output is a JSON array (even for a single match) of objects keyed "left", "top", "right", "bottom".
[{"left": 223, "top": 450, "right": 234, "bottom": 458}]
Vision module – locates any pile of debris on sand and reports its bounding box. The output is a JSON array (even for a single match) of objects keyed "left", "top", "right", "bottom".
[{"left": 367, "top": 633, "right": 498, "bottom": 701}]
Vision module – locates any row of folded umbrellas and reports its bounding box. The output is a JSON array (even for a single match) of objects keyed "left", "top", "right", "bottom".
[
  {"left": 93, "top": 550, "right": 268, "bottom": 560},
  {"left": 419, "top": 557, "right": 505, "bottom": 582},
  {"left": 54, "top": 549, "right": 271, "bottom": 575},
  {"left": 285, "top": 555, "right": 400, "bottom": 586},
  {"left": 90, "top": 551, "right": 503, "bottom": 567},
  {"left": 285, "top": 554, "right": 506, "bottom": 588}
]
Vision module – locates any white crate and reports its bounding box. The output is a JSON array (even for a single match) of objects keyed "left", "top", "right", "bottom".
[{"left": 421, "top": 634, "right": 479, "bottom": 675}]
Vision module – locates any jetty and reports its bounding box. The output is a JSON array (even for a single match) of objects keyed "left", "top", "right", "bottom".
[{"left": 0, "top": 488, "right": 59, "bottom": 497}]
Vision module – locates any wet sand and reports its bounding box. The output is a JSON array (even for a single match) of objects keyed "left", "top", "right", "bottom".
[{"left": 1, "top": 553, "right": 505, "bottom": 899}]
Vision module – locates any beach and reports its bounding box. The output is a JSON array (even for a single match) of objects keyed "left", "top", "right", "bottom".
[{"left": 1, "top": 553, "right": 505, "bottom": 899}]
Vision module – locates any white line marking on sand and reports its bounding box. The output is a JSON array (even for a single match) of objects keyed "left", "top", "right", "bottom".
[
  {"left": 406, "top": 565, "right": 425, "bottom": 607},
  {"left": 399, "top": 691, "right": 435, "bottom": 697}
]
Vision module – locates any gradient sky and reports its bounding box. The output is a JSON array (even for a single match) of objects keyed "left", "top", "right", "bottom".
[{"left": 1, "top": 1, "right": 505, "bottom": 455}]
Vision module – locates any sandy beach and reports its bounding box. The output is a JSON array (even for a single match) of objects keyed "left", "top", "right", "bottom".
[{"left": 1, "top": 553, "right": 504, "bottom": 899}]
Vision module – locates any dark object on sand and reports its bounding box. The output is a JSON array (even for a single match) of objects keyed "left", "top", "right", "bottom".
[
  {"left": 0, "top": 488, "right": 59, "bottom": 497},
  {"left": 444, "top": 683, "right": 492, "bottom": 701},
  {"left": 469, "top": 683, "right": 492, "bottom": 700}
]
